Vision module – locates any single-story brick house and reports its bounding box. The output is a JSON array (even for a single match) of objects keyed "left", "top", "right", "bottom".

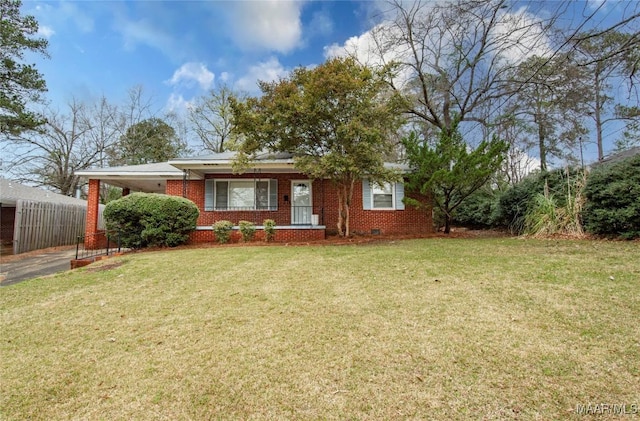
[{"left": 76, "top": 151, "right": 433, "bottom": 245}]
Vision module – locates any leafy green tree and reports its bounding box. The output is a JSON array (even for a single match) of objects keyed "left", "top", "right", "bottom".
[
  {"left": 109, "top": 117, "right": 187, "bottom": 165},
  {"left": 232, "top": 57, "right": 404, "bottom": 236},
  {"left": 0, "top": 0, "right": 48, "bottom": 135},
  {"left": 403, "top": 125, "right": 508, "bottom": 234}
]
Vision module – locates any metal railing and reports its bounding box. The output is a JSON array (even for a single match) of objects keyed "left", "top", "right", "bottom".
[
  {"left": 75, "top": 231, "right": 126, "bottom": 260},
  {"left": 292, "top": 206, "right": 313, "bottom": 225}
]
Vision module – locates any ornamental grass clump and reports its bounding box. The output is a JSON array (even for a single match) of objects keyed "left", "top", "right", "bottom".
[
  {"left": 238, "top": 220, "right": 256, "bottom": 242},
  {"left": 212, "top": 220, "right": 234, "bottom": 244},
  {"left": 524, "top": 173, "right": 585, "bottom": 238}
]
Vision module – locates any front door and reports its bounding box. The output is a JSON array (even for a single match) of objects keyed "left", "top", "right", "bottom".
[{"left": 291, "top": 180, "right": 312, "bottom": 224}]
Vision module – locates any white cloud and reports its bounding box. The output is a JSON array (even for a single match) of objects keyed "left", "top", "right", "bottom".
[
  {"left": 219, "top": 72, "right": 231, "bottom": 84},
  {"left": 309, "top": 10, "right": 333, "bottom": 37},
  {"left": 324, "top": 24, "right": 413, "bottom": 86},
  {"left": 30, "top": 2, "right": 93, "bottom": 35},
  {"left": 37, "top": 25, "right": 55, "bottom": 39},
  {"left": 491, "top": 7, "right": 553, "bottom": 64},
  {"left": 118, "top": 18, "right": 176, "bottom": 56},
  {"left": 235, "top": 57, "right": 289, "bottom": 93},
  {"left": 324, "top": 3, "right": 553, "bottom": 84},
  {"left": 167, "top": 62, "right": 215, "bottom": 90},
  {"left": 324, "top": 27, "right": 386, "bottom": 63},
  {"left": 165, "top": 93, "right": 193, "bottom": 115},
  {"left": 227, "top": 1, "right": 304, "bottom": 53},
  {"left": 58, "top": 2, "right": 94, "bottom": 33}
]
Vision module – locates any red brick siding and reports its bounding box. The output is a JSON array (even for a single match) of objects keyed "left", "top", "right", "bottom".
[
  {"left": 166, "top": 173, "right": 433, "bottom": 242},
  {"left": 317, "top": 179, "right": 432, "bottom": 236},
  {"left": 167, "top": 174, "right": 314, "bottom": 227},
  {"left": 85, "top": 179, "right": 105, "bottom": 249},
  {"left": 188, "top": 228, "right": 325, "bottom": 244}
]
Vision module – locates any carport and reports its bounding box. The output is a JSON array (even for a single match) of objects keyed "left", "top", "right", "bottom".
[{"left": 75, "top": 162, "right": 188, "bottom": 249}]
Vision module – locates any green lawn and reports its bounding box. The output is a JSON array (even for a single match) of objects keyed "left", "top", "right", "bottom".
[{"left": 1, "top": 238, "right": 639, "bottom": 420}]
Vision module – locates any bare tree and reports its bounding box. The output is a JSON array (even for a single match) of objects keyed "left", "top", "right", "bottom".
[
  {"left": 119, "top": 85, "right": 157, "bottom": 136},
  {"left": 504, "top": 55, "right": 589, "bottom": 171},
  {"left": 6, "top": 99, "right": 104, "bottom": 195},
  {"left": 370, "top": 0, "right": 558, "bottom": 138},
  {"left": 84, "top": 96, "right": 123, "bottom": 168},
  {"left": 569, "top": 31, "right": 640, "bottom": 160},
  {"left": 3, "top": 86, "right": 162, "bottom": 195},
  {"left": 570, "top": 2, "right": 640, "bottom": 87},
  {"left": 188, "top": 84, "right": 242, "bottom": 153},
  {"left": 359, "top": 0, "right": 560, "bottom": 232}
]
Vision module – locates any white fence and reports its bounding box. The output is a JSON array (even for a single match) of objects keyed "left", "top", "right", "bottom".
[{"left": 12, "top": 200, "right": 93, "bottom": 254}]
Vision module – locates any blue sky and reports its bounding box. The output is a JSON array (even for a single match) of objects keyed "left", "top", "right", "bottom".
[
  {"left": 20, "top": 0, "right": 638, "bottom": 163},
  {"left": 24, "top": 1, "right": 378, "bottom": 112}
]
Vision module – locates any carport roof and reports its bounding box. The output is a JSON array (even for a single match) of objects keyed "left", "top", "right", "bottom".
[
  {"left": 0, "top": 178, "right": 87, "bottom": 207},
  {"left": 75, "top": 162, "right": 189, "bottom": 193}
]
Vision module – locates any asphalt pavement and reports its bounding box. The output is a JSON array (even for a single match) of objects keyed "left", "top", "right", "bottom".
[{"left": 0, "top": 247, "right": 78, "bottom": 287}]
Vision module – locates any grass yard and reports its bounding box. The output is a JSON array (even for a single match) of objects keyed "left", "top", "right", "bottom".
[{"left": 1, "top": 238, "right": 639, "bottom": 420}]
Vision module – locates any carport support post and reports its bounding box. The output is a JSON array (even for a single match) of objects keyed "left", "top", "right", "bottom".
[{"left": 85, "top": 179, "right": 101, "bottom": 249}]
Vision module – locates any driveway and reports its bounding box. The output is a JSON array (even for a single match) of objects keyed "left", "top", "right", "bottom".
[{"left": 0, "top": 247, "right": 78, "bottom": 287}]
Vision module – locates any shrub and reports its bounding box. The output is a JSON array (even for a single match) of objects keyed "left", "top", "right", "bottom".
[
  {"left": 238, "top": 220, "right": 256, "bottom": 242},
  {"left": 212, "top": 220, "right": 234, "bottom": 244},
  {"left": 453, "top": 187, "right": 501, "bottom": 228},
  {"left": 583, "top": 154, "right": 640, "bottom": 239},
  {"left": 104, "top": 193, "right": 199, "bottom": 248},
  {"left": 263, "top": 219, "right": 276, "bottom": 242}
]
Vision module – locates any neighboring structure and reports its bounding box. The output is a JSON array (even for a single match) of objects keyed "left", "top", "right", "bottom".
[
  {"left": 595, "top": 146, "right": 640, "bottom": 166},
  {"left": 75, "top": 152, "right": 433, "bottom": 245},
  {"left": 0, "top": 178, "right": 91, "bottom": 254}
]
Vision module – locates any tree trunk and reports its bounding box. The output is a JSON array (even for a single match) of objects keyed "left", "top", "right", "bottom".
[
  {"left": 594, "top": 71, "right": 604, "bottom": 161},
  {"left": 344, "top": 179, "right": 355, "bottom": 237},
  {"left": 536, "top": 111, "right": 547, "bottom": 172},
  {"left": 443, "top": 195, "right": 452, "bottom": 234},
  {"left": 336, "top": 191, "right": 344, "bottom": 236},
  {"left": 444, "top": 215, "right": 451, "bottom": 234}
]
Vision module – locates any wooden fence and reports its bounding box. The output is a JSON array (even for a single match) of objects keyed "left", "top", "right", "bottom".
[{"left": 12, "top": 200, "right": 99, "bottom": 255}]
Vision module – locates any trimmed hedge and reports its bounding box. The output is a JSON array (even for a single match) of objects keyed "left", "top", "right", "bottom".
[
  {"left": 583, "top": 154, "right": 640, "bottom": 239},
  {"left": 104, "top": 193, "right": 199, "bottom": 248},
  {"left": 453, "top": 187, "right": 501, "bottom": 228}
]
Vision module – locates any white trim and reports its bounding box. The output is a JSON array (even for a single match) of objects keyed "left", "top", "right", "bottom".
[
  {"left": 291, "top": 179, "right": 312, "bottom": 224},
  {"left": 371, "top": 181, "right": 396, "bottom": 210},
  {"left": 211, "top": 178, "right": 276, "bottom": 211}
]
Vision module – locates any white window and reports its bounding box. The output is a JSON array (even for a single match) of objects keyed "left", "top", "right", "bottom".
[
  {"left": 362, "top": 179, "right": 405, "bottom": 210},
  {"left": 372, "top": 182, "right": 394, "bottom": 209},
  {"left": 205, "top": 179, "right": 277, "bottom": 211}
]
